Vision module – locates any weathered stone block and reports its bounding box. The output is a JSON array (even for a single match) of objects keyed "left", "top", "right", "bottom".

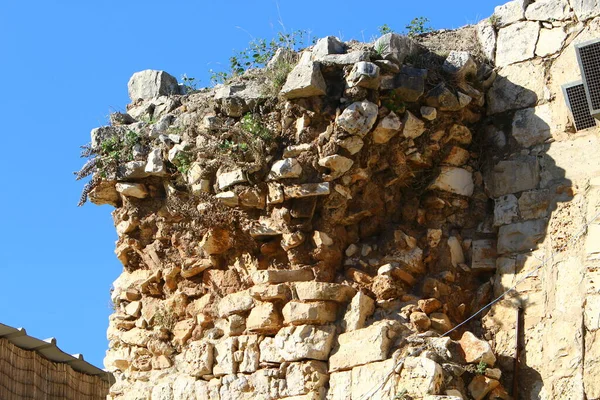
[
  {"left": 336, "top": 100, "right": 378, "bottom": 137},
  {"left": 472, "top": 240, "right": 498, "bottom": 271},
  {"left": 486, "top": 60, "right": 545, "bottom": 115},
  {"left": 397, "top": 357, "right": 444, "bottom": 398},
  {"left": 497, "top": 219, "right": 546, "bottom": 254},
  {"left": 494, "top": 194, "right": 519, "bottom": 226},
  {"left": 486, "top": 156, "right": 539, "bottom": 198},
  {"left": 342, "top": 291, "right": 375, "bottom": 332},
  {"left": 281, "top": 52, "right": 327, "bottom": 99},
  {"left": 525, "top": 0, "right": 572, "bottom": 20},
  {"left": 512, "top": 105, "right": 552, "bottom": 148},
  {"left": 274, "top": 325, "right": 336, "bottom": 361},
  {"left": 128, "top": 70, "right": 179, "bottom": 101},
  {"left": 282, "top": 301, "right": 338, "bottom": 325},
  {"left": 495, "top": 21, "right": 539, "bottom": 67},
  {"left": 429, "top": 167, "right": 474, "bottom": 197},
  {"left": 329, "top": 321, "right": 398, "bottom": 371}
]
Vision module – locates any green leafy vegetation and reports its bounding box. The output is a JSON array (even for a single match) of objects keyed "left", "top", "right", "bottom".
[
  {"left": 476, "top": 360, "right": 488, "bottom": 375},
  {"left": 381, "top": 91, "right": 406, "bottom": 114},
  {"left": 181, "top": 73, "right": 199, "bottom": 93},
  {"left": 209, "top": 30, "right": 309, "bottom": 85},
  {"left": 378, "top": 24, "right": 394, "bottom": 35},
  {"left": 173, "top": 151, "right": 193, "bottom": 175},
  {"left": 241, "top": 113, "right": 271, "bottom": 141},
  {"left": 405, "top": 17, "right": 433, "bottom": 37}
]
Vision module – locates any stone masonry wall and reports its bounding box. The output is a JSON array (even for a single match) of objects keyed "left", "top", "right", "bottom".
[{"left": 82, "top": 1, "right": 600, "bottom": 399}]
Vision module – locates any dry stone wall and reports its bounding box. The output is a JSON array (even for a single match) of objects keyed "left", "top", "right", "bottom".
[{"left": 83, "top": 0, "right": 600, "bottom": 399}]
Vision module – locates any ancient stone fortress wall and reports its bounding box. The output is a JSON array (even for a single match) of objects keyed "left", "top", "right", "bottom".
[{"left": 83, "top": 0, "right": 600, "bottom": 399}]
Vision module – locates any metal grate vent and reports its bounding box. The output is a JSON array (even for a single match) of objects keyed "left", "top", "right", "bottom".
[
  {"left": 562, "top": 81, "right": 598, "bottom": 131},
  {"left": 576, "top": 38, "right": 600, "bottom": 118}
]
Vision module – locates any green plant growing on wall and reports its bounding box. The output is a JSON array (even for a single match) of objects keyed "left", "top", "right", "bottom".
[
  {"left": 181, "top": 73, "right": 199, "bottom": 93},
  {"left": 405, "top": 17, "right": 433, "bottom": 38},
  {"left": 173, "top": 151, "right": 193, "bottom": 175},
  {"left": 241, "top": 113, "right": 272, "bottom": 141},
  {"left": 209, "top": 30, "right": 309, "bottom": 85},
  {"left": 378, "top": 24, "right": 394, "bottom": 35},
  {"left": 153, "top": 307, "right": 177, "bottom": 331},
  {"left": 476, "top": 360, "right": 488, "bottom": 375}
]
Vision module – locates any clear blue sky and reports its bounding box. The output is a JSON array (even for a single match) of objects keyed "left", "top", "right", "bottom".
[{"left": 0, "top": 0, "right": 499, "bottom": 369}]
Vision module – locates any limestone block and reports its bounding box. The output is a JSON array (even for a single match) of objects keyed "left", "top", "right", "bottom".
[
  {"left": 397, "top": 357, "right": 444, "bottom": 397},
  {"left": 494, "top": 194, "right": 519, "bottom": 226},
  {"left": 218, "top": 290, "right": 254, "bottom": 317},
  {"left": 402, "top": 110, "right": 426, "bottom": 139},
  {"left": 586, "top": 225, "right": 600, "bottom": 255},
  {"left": 283, "top": 183, "right": 330, "bottom": 198},
  {"left": 536, "top": 27, "right": 567, "bottom": 57},
  {"left": 172, "top": 375, "right": 196, "bottom": 400},
  {"left": 237, "top": 335, "right": 261, "bottom": 373},
  {"left": 477, "top": 20, "right": 497, "bottom": 62},
  {"left": 217, "top": 169, "right": 246, "bottom": 190},
  {"left": 411, "top": 311, "right": 432, "bottom": 331},
  {"left": 182, "top": 340, "right": 214, "bottom": 377},
  {"left": 200, "top": 228, "right": 231, "bottom": 255},
  {"left": 430, "top": 313, "right": 453, "bottom": 333},
  {"left": 329, "top": 321, "right": 399, "bottom": 371},
  {"left": 327, "top": 371, "right": 352, "bottom": 400},
  {"left": 525, "top": 0, "right": 572, "bottom": 20},
  {"left": 544, "top": 134, "right": 600, "bottom": 185},
  {"left": 213, "top": 337, "right": 238, "bottom": 376},
  {"left": 317, "top": 52, "right": 370, "bottom": 69},
  {"left": 381, "top": 66, "right": 427, "bottom": 102},
  {"left": 172, "top": 319, "right": 195, "bottom": 347},
  {"left": 151, "top": 382, "right": 172, "bottom": 400},
  {"left": 485, "top": 156, "right": 539, "bottom": 198},
  {"left": 269, "top": 158, "right": 303, "bottom": 180},
  {"left": 252, "top": 269, "right": 314, "bottom": 284},
  {"left": 493, "top": 0, "right": 528, "bottom": 27},
  {"left": 312, "top": 36, "right": 345, "bottom": 59},
  {"left": 471, "top": 240, "right": 498, "bottom": 271},
  {"left": 486, "top": 60, "right": 545, "bottom": 115},
  {"left": 459, "top": 331, "right": 497, "bottom": 366},
  {"left": 468, "top": 376, "right": 500, "bottom": 400},
  {"left": 250, "top": 283, "right": 291, "bottom": 302},
  {"left": 336, "top": 100, "right": 378, "bottom": 137},
  {"left": 342, "top": 291, "right": 375, "bottom": 332},
  {"left": 347, "top": 61, "right": 380, "bottom": 89},
  {"left": 118, "top": 160, "right": 149, "bottom": 180},
  {"left": 421, "top": 106, "right": 437, "bottom": 121},
  {"left": 518, "top": 189, "right": 550, "bottom": 220},
  {"left": 584, "top": 330, "right": 600, "bottom": 399},
  {"left": 247, "top": 302, "right": 283, "bottom": 334},
  {"left": 442, "top": 51, "right": 477, "bottom": 79},
  {"left": 372, "top": 111, "right": 402, "bottom": 144},
  {"left": 215, "top": 191, "right": 238, "bottom": 207},
  {"left": 283, "top": 301, "right": 338, "bottom": 325},
  {"left": 448, "top": 236, "right": 466, "bottom": 267},
  {"left": 121, "top": 328, "right": 152, "bottom": 347},
  {"left": 571, "top": 0, "right": 600, "bottom": 20},
  {"left": 374, "top": 33, "right": 417, "bottom": 65},
  {"left": 512, "top": 105, "right": 552, "bottom": 147},
  {"left": 115, "top": 182, "right": 148, "bottom": 199},
  {"left": 195, "top": 379, "right": 221, "bottom": 400},
  {"left": 283, "top": 361, "right": 328, "bottom": 397},
  {"left": 128, "top": 70, "right": 179, "bottom": 101},
  {"left": 425, "top": 83, "right": 461, "bottom": 111},
  {"left": 281, "top": 52, "right": 327, "bottom": 99},
  {"left": 274, "top": 325, "right": 336, "bottom": 361},
  {"left": 318, "top": 155, "right": 354, "bottom": 179},
  {"left": 294, "top": 282, "right": 356, "bottom": 303},
  {"left": 495, "top": 21, "right": 540, "bottom": 67},
  {"left": 497, "top": 219, "right": 546, "bottom": 254},
  {"left": 442, "top": 146, "right": 470, "bottom": 166},
  {"left": 350, "top": 359, "right": 399, "bottom": 399},
  {"left": 336, "top": 135, "right": 364, "bottom": 154},
  {"left": 430, "top": 167, "right": 474, "bottom": 197}
]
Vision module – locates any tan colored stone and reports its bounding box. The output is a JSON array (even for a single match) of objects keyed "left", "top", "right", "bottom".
[
  {"left": 327, "top": 370, "right": 352, "bottom": 400},
  {"left": 252, "top": 268, "right": 314, "bottom": 284},
  {"left": 443, "top": 146, "right": 470, "bottom": 166},
  {"left": 430, "top": 312, "right": 453, "bottom": 333},
  {"left": 275, "top": 325, "right": 336, "bottom": 362},
  {"left": 213, "top": 337, "right": 238, "bottom": 376},
  {"left": 172, "top": 318, "right": 195, "bottom": 347},
  {"left": 182, "top": 340, "right": 213, "bottom": 377},
  {"left": 218, "top": 290, "right": 255, "bottom": 317},
  {"left": 419, "top": 298, "right": 442, "bottom": 314},
  {"left": 200, "top": 228, "right": 231, "bottom": 255},
  {"left": 247, "top": 302, "right": 283, "bottom": 334},
  {"left": 397, "top": 357, "right": 444, "bottom": 397},
  {"left": 283, "top": 301, "right": 337, "bottom": 325},
  {"left": 283, "top": 361, "right": 328, "bottom": 397},
  {"left": 237, "top": 335, "right": 261, "bottom": 373},
  {"left": 342, "top": 291, "right": 375, "bottom": 332},
  {"left": 294, "top": 282, "right": 356, "bottom": 303},
  {"left": 411, "top": 311, "right": 432, "bottom": 332},
  {"left": 351, "top": 359, "right": 399, "bottom": 399},
  {"left": 459, "top": 331, "right": 496, "bottom": 366},
  {"left": 329, "top": 321, "right": 399, "bottom": 371},
  {"left": 250, "top": 283, "right": 291, "bottom": 301},
  {"left": 468, "top": 375, "right": 500, "bottom": 400}
]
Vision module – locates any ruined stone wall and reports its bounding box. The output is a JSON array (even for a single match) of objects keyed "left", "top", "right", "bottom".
[{"left": 82, "top": 1, "right": 600, "bottom": 399}]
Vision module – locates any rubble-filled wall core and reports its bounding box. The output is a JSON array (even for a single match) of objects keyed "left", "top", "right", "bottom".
[{"left": 79, "top": 0, "right": 600, "bottom": 399}]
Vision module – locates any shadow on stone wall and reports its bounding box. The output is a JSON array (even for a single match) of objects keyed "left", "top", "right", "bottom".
[{"left": 480, "top": 69, "right": 576, "bottom": 399}]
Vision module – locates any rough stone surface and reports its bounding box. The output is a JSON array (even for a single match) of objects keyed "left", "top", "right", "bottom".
[
  {"left": 497, "top": 219, "right": 547, "bottom": 254},
  {"left": 486, "top": 157, "right": 539, "bottom": 198},
  {"left": 495, "top": 21, "right": 540, "bottom": 67},
  {"left": 493, "top": 0, "right": 529, "bottom": 27},
  {"left": 282, "top": 301, "right": 338, "bottom": 325},
  {"left": 312, "top": 36, "right": 345, "bottom": 59},
  {"left": 281, "top": 52, "right": 327, "bottom": 99},
  {"left": 294, "top": 282, "right": 356, "bottom": 303},
  {"left": 398, "top": 357, "right": 444, "bottom": 398},
  {"left": 372, "top": 112, "right": 402, "bottom": 144},
  {"left": 571, "top": 0, "right": 600, "bottom": 20},
  {"left": 128, "top": 70, "right": 179, "bottom": 101},
  {"left": 274, "top": 325, "right": 336, "bottom": 362},
  {"left": 525, "top": 0, "right": 572, "bottom": 20},
  {"left": 494, "top": 194, "right": 519, "bottom": 226},
  {"left": 487, "top": 60, "right": 545, "bottom": 115},
  {"left": 430, "top": 167, "right": 474, "bottom": 197},
  {"left": 342, "top": 292, "right": 375, "bottom": 331},
  {"left": 459, "top": 332, "right": 497, "bottom": 366},
  {"left": 512, "top": 105, "right": 552, "bottom": 147},
  {"left": 336, "top": 100, "right": 378, "bottom": 137},
  {"left": 329, "top": 321, "right": 398, "bottom": 371},
  {"left": 536, "top": 27, "right": 567, "bottom": 57},
  {"left": 374, "top": 33, "right": 417, "bottom": 65}
]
